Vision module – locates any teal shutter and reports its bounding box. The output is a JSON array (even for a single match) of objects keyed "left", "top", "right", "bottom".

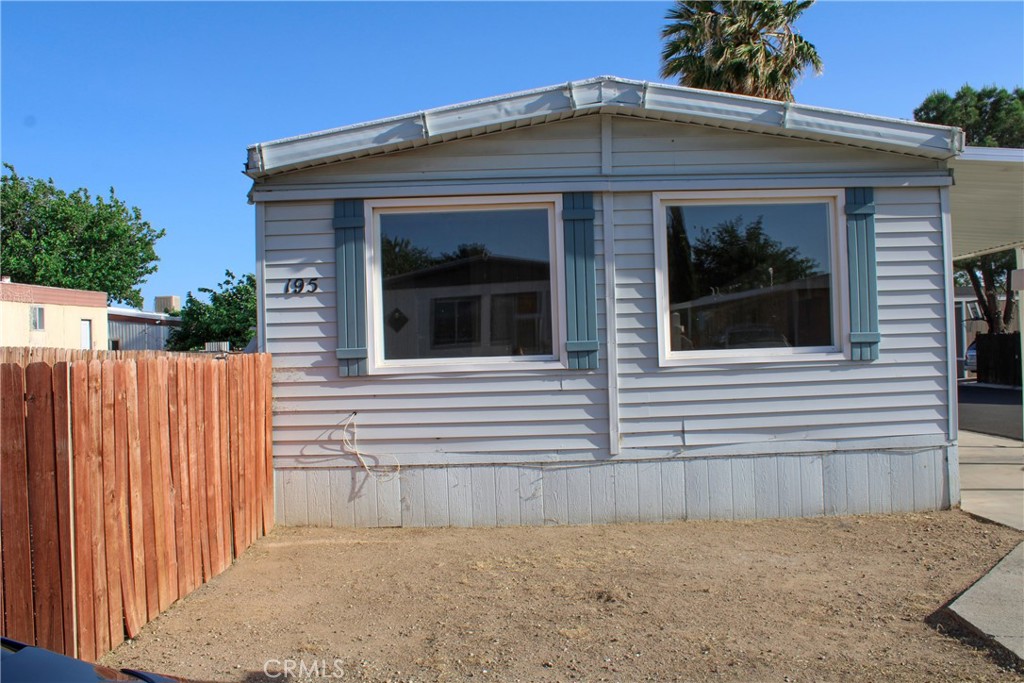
[
  {"left": 334, "top": 199, "right": 367, "bottom": 376},
  {"left": 562, "top": 192, "right": 599, "bottom": 370},
  {"left": 845, "top": 188, "right": 880, "bottom": 361}
]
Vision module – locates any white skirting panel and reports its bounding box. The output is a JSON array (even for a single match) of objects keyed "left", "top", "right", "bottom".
[{"left": 274, "top": 448, "right": 953, "bottom": 528}]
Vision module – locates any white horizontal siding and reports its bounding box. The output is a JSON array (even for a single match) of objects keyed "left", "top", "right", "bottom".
[
  {"left": 263, "top": 117, "right": 603, "bottom": 186},
  {"left": 276, "top": 447, "right": 952, "bottom": 527},
  {"left": 610, "top": 118, "right": 943, "bottom": 176},
  {"left": 264, "top": 196, "right": 610, "bottom": 462},
  {"left": 614, "top": 187, "right": 949, "bottom": 452}
]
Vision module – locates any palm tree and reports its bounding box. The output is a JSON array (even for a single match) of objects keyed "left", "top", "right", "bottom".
[{"left": 660, "top": 0, "right": 823, "bottom": 102}]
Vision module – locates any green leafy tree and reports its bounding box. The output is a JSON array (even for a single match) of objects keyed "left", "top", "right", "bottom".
[
  {"left": 670, "top": 212, "right": 819, "bottom": 302},
  {"left": 660, "top": 0, "right": 822, "bottom": 101},
  {"left": 914, "top": 85, "right": 1024, "bottom": 333},
  {"left": 953, "top": 250, "right": 1016, "bottom": 334},
  {"left": 914, "top": 85, "right": 1024, "bottom": 148},
  {"left": 0, "top": 163, "right": 164, "bottom": 307},
  {"left": 166, "top": 271, "right": 257, "bottom": 351}
]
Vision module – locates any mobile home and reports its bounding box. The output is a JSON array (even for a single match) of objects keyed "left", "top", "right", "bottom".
[{"left": 246, "top": 77, "right": 964, "bottom": 527}]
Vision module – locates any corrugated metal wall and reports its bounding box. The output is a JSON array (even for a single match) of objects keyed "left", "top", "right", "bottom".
[{"left": 108, "top": 319, "right": 174, "bottom": 351}]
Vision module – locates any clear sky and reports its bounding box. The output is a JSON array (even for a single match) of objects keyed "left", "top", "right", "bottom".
[{"left": 2, "top": 1, "right": 1022, "bottom": 310}]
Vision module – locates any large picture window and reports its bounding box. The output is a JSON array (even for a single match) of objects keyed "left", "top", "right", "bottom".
[
  {"left": 655, "top": 191, "right": 842, "bottom": 361},
  {"left": 370, "top": 197, "right": 561, "bottom": 368}
]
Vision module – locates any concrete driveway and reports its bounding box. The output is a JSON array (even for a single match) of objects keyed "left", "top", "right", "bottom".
[
  {"left": 959, "top": 430, "right": 1024, "bottom": 531},
  {"left": 953, "top": 430, "right": 1024, "bottom": 665}
]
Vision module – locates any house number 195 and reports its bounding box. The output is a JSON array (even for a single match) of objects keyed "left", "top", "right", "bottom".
[{"left": 284, "top": 278, "right": 318, "bottom": 294}]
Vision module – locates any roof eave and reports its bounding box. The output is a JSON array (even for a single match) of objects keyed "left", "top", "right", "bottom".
[{"left": 245, "top": 76, "right": 964, "bottom": 180}]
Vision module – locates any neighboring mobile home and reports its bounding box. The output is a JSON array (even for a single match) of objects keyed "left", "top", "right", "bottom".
[
  {"left": 107, "top": 306, "right": 182, "bottom": 351},
  {"left": 246, "top": 76, "right": 965, "bottom": 527},
  {"left": 0, "top": 280, "right": 108, "bottom": 350}
]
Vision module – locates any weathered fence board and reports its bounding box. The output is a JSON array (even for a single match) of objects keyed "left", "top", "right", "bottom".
[
  {"left": 2, "top": 364, "right": 34, "bottom": 644},
  {"left": 0, "top": 349, "right": 273, "bottom": 662},
  {"left": 52, "top": 362, "right": 76, "bottom": 656},
  {"left": 70, "top": 361, "right": 96, "bottom": 661},
  {"left": 25, "top": 363, "right": 64, "bottom": 653}
]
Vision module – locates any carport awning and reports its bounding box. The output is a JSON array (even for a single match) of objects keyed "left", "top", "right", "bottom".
[{"left": 949, "top": 147, "right": 1024, "bottom": 259}]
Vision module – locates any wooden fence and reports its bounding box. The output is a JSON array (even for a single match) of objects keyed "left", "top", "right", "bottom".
[
  {"left": 976, "top": 333, "right": 1022, "bottom": 386},
  {"left": 0, "top": 348, "right": 273, "bottom": 662}
]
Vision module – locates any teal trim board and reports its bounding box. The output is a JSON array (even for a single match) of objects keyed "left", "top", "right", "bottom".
[
  {"left": 845, "top": 188, "right": 880, "bottom": 361},
  {"left": 334, "top": 199, "right": 368, "bottom": 376},
  {"left": 562, "top": 192, "right": 599, "bottom": 370}
]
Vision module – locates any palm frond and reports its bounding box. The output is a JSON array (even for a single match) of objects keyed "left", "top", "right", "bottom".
[{"left": 660, "top": 0, "right": 822, "bottom": 101}]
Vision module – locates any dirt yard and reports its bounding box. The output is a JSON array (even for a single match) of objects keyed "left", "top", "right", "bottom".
[{"left": 103, "top": 511, "right": 1023, "bottom": 682}]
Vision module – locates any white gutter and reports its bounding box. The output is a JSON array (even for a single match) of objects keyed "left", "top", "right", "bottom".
[{"left": 246, "top": 76, "right": 964, "bottom": 179}]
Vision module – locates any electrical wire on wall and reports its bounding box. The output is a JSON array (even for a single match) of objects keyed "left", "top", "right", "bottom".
[{"left": 340, "top": 412, "right": 401, "bottom": 481}]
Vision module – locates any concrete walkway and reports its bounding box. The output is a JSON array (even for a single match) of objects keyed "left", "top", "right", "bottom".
[{"left": 949, "top": 430, "right": 1024, "bottom": 664}]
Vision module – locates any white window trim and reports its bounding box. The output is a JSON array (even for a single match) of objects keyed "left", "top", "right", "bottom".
[
  {"left": 652, "top": 189, "right": 850, "bottom": 366},
  {"left": 364, "top": 194, "right": 568, "bottom": 375}
]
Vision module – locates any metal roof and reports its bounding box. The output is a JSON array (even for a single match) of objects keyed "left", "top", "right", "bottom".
[
  {"left": 245, "top": 76, "right": 964, "bottom": 179},
  {"left": 106, "top": 307, "right": 182, "bottom": 324},
  {"left": 950, "top": 146, "right": 1024, "bottom": 259}
]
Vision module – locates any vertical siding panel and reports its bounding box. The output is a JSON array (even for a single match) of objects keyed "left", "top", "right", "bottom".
[
  {"left": 890, "top": 453, "right": 915, "bottom": 513},
  {"left": 471, "top": 467, "right": 498, "bottom": 528},
  {"left": 613, "top": 461, "right": 640, "bottom": 523},
  {"left": 543, "top": 467, "right": 569, "bottom": 525},
  {"left": 306, "top": 469, "right": 332, "bottom": 526},
  {"left": 494, "top": 465, "right": 521, "bottom": 526},
  {"left": 376, "top": 473, "right": 401, "bottom": 527},
  {"left": 685, "top": 459, "right": 711, "bottom": 520},
  {"left": 845, "top": 455, "right": 871, "bottom": 515},
  {"left": 754, "top": 457, "right": 780, "bottom": 519},
  {"left": 912, "top": 449, "right": 937, "bottom": 511},
  {"left": 274, "top": 471, "right": 285, "bottom": 525},
  {"left": 777, "top": 456, "right": 802, "bottom": 517},
  {"left": 352, "top": 472, "right": 379, "bottom": 528},
  {"left": 937, "top": 448, "right": 951, "bottom": 509},
  {"left": 867, "top": 453, "right": 892, "bottom": 514},
  {"left": 800, "top": 456, "right": 824, "bottom": 517},
  {"left": 329, "top": 470, "right": 356, "bottom": 527},
  {"left": 447, "top": 466, "right": 473, "bottom": 527},
  {"left": 945, "top": 445, "right": 960, "bottom": 508},
  {"left": 566, "top": 467, "right": 593, "bottom": 525},
  {"left": 660, "top": 460, "right": 686, "bottom": 521},
  {"left": 422, "top": 468, "right": 450, "bottom": 527},
  {"left": 707, "top": 459, "right": 733, "bottom": 519},
  {"left": 519, "top": 467, "right": 544, "bottom": 526},
  {"left": 589, "top": 463, "right": 616, "bottom": 524},
  {"left": 637, "top": 461, "right": 663, "bottom": 522},
  {"left": 400, "top": 467, "right": 426, "bottom": 528},
  {"left": 823, "top": 453, "right": 849, "bottom": 516},
  {"left": 281, "top": 470, "right": 308, "bottom": 525},
  {"left": 731, "top": 459, "right": 756, "bottom": 520}
]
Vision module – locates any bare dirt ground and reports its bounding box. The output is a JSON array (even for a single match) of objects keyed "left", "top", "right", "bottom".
[{"left": 103, "top": 511, "right": 1023, "bottom": 682}]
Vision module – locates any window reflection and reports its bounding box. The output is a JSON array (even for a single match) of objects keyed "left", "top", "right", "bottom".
[
  {"left": 666, "top": 202, "right": 833, "bottom": 352},
  {"left": 380, "top": 208, "right": 553, "bottom": 360}
]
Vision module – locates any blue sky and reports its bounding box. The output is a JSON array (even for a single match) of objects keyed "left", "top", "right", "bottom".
[{"left": 2, "top": 1, "right": 1022, "bottom": 309}]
